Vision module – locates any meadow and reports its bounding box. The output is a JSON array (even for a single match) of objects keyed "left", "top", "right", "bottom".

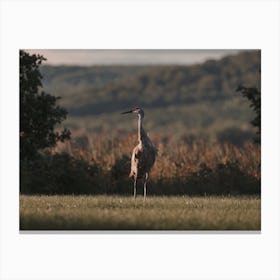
[
  {"left": 20, "top": 133, "right": 261, "bottom": 231},
  {"left": 20, "top": 195, "right": 261, "bottom": 230}
]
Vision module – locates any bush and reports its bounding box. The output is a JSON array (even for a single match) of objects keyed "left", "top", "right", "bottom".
[
  {"left": 148, "top": 161, "right": 260, "bottom": 196},
  {"left": 174, "top": 161, "right": 260, "bottom": 195},
  {"left": 20, "top": 153, "right": 99, "bottom": 194},
  {"left": 110, "top": 155, "right": 132, "bottom": 194}
]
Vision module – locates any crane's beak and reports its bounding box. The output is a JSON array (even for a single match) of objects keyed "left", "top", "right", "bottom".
[{"left": 121, "top": 110, "right": 133, "bottom": 114}]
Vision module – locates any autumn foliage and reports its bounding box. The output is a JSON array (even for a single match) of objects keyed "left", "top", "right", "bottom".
[{"left": 21, "top": 131, "right": 260, "bottom": 195}]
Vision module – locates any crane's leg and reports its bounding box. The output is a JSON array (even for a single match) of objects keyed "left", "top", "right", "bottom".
[
  {"left": 143, "top": 172, "right": 149, "bottom": 200},
  {"left": 133, "top": 178, "right": 137, "bottom": 199}
]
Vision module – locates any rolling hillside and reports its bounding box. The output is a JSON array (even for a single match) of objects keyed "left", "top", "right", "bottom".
[{"left": 39, "top": 50, "right": 260, "bottom": 139}]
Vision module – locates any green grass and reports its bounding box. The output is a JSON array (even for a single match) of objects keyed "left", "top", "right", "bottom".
[{"left": 20, "top": 195, "right": 261, "bottom": 231}]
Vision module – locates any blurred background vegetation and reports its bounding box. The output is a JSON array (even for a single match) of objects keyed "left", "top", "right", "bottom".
[{"left": 40, "top": 50, "right": 260, "bottom": 143}]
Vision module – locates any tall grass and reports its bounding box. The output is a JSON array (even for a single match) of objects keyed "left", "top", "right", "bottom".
[
  {"left": 20, "top": 131, "right": 260, "bottom": 196},
  {"left": 56, "top": 131, "right": 260, "bottom": 179}
]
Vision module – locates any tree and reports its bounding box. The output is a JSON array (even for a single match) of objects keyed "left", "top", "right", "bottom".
[
  {"left": 20, "top": 50, "right": 71, "bottom": 160},
  {"left": 237, "top": 86, "right": 261, "bottom": 143}
]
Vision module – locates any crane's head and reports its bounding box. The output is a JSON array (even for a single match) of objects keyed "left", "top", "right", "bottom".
[{"left": 121, "top": 107, "right": 144, "bottom": 118}]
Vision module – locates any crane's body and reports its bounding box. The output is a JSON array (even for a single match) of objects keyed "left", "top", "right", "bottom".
[{"left": 121, "top": 107, "right": 157, "bottom": 199}]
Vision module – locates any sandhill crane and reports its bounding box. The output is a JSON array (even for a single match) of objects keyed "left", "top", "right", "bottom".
[{"left": 121, "top": 107, "right": 157, "bottom": 199}]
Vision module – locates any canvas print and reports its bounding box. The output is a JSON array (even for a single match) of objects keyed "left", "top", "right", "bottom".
[{"left": 20, "top": 49, "right": 261, "bottom": 230}]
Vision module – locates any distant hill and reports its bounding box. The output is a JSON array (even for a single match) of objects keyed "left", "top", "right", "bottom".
[{"left": 40, "top": 50, "right": 260, "bottom": 141}]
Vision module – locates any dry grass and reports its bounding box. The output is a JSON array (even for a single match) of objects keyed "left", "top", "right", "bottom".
[
  {"left": 21, "top": 132, "right": 260, "bottom": 195},
  {"left": 54, "top": 131, "right": 261, "bottom": 182}
]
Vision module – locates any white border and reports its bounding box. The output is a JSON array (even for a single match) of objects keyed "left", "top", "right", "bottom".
[{"left": 1, "top": 1, "right": 280, "bottom": 280}]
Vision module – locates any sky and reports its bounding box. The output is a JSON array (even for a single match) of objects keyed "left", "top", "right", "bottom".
[{"left": 25, "top": 49, "right": 241, "bottom": 66}]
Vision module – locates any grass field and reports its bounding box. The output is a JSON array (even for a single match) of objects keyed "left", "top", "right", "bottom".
[{"left": 20, "top": 195, "right": 261, "bottom": 231}]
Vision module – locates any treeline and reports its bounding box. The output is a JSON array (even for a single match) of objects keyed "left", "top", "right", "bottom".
[{"left": 40, "top": 50, "right": 260, "bottom": 116}]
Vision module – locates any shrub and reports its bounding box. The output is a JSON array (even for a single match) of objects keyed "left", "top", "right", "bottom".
[
  {"left": 20, "top": 153, "right": 99, "bottom": 194},
  {"left": 110, "top": 155, "right": 131, "bottom": 194},
  {"left": 182, "top": 161, "right": 260, "bottom": 195}
]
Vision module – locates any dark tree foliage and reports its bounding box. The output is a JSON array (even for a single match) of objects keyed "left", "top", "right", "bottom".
[
  {"left": 237, "top": 86, "right": 261, "bottom": 143},
  {"left": 20, "top": 50, "right": 71, "bottom": 160}
]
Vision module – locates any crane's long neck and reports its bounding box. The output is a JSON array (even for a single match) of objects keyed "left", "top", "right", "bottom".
[{"left": 138, "top": 114, "right": 147, "bottom": 144}]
